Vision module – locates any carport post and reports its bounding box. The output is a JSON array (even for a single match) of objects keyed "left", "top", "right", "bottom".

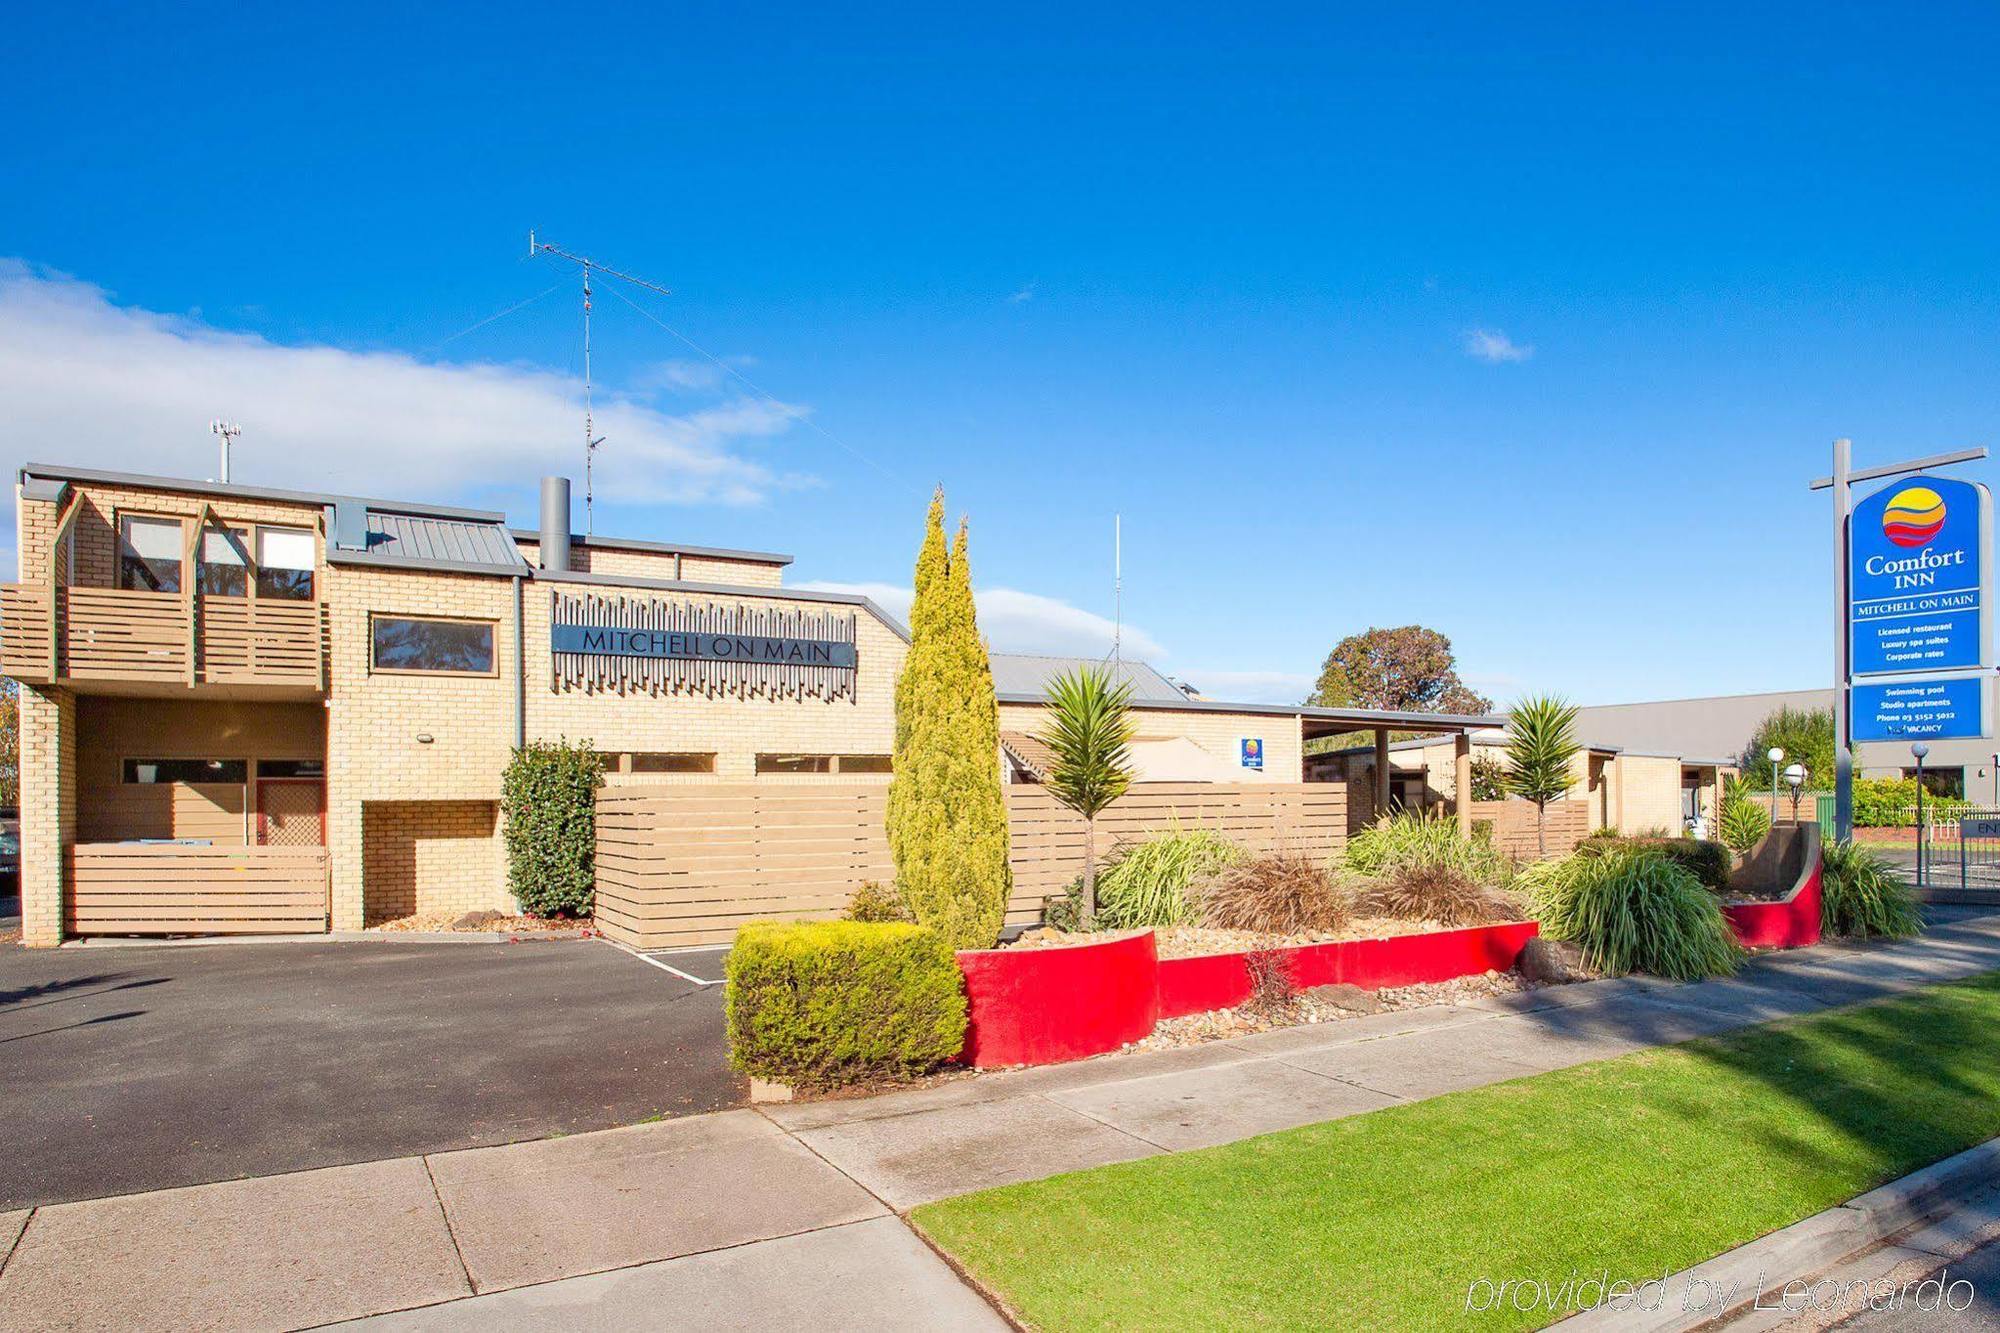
[
  {"left": 1373, "top": 729, "right": 1390, "bottom": 818},
  {"left": 1454, "top": 732, "right": 1472, "bottom": 837}
]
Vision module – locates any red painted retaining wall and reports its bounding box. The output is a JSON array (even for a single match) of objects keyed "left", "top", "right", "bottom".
[
  {"left": 956, "top": 930, "right": 1160, "bottom": 1068},
  {"left": 957, "top": 920, "right": 1541, "bottom": 1067},
  {"left": 1724, "top": 860, "right": 1823, "bottom": 950},
  {"left": 1155, "top": 921, "right": 1541, "bottom": 1020}
]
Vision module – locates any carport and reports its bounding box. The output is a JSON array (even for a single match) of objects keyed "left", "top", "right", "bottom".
[{"left": 1298, "top": 705, "right": 1511, "bottom": 836}]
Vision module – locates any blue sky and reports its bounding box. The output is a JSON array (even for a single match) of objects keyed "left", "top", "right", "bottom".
[{"left": 4, "top": 2, "right": 1996, "bottom": 705}]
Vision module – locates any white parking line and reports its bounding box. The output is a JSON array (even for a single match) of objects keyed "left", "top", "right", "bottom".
[{"left": 600, "top": 937, "right": 724, "bottom": 986}]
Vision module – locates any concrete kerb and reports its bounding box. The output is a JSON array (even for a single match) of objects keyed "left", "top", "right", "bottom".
[
  {"left": 1554, "top": 1137, "right": 2000, "bottom": 1331},
  {"left": 60, "top": 929, "right": 594, "bottom": 949}
]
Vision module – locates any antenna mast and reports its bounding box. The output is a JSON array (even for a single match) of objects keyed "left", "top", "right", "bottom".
[
  {"left": 210, "top": 420, "right": 241, "bottom": 484},
  {"left": 528, "top": 232, "right": 673, "bottom": 536},
  {"left": 1113, "top": 514, "right": 1123, "bottom": 666}
]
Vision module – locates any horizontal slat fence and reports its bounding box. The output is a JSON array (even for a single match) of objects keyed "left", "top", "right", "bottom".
[
  {"left": 68, "top": 843, "right": 330, "bottom": 935},
  {"left": 1467, "top": 798, "right": 1591, "bottom": 859},
  {"left": 0, "top": 583, "right": 53, "bottom": 680},
  {"left": 200, "top": 597, "right": 323, "bottom": 687},
  {"left": 65, "top": 587, "right": 189, "bottom": 682},
  {"left": 594, "top": 781, "right": 1348, "bottom": 949}
]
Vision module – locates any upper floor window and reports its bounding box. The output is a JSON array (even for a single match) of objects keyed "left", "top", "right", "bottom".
[
  {"left": 198, "top": 528, "right": 250, "bottom": 597},
  {"left": 371, "top": 615, "right": 496, "bottom": 675},
  {"left": 118, "top": 516, "right": 185, "bottom": 593},
  {"left": 256, "top": 527, "right": 316, "bottom": 600}
]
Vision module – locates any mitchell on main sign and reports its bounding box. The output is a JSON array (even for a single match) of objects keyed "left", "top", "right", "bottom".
[
  {"left": 1849, "top": 474, "right": 1988, "bottom": 676},
  {"left": 551, "top": 624, "right": 859, "bottom": 668}
]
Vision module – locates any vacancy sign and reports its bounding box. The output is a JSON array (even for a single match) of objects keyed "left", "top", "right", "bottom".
[{"left": 1849, "top": 474, "right": 1989, "bottom": 676}]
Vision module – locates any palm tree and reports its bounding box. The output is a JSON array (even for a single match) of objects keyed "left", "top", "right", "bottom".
[
  {"left": 1505, "top": 694, "right": 1581, "bottom": 858},
  {"left": 1039, "top": 665, "right": 1136, "bottom": 924}
]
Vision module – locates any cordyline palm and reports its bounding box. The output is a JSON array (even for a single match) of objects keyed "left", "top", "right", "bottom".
[
  {"left": 1039, "top": 665, "right": 1136, "bottom": 925},
  {"left": 1505, "top": 694, "right": 1581, "bottom": 858}
]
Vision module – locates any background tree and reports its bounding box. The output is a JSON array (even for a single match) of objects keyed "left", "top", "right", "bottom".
[
  {"left": 1739, "top": 705, "right": 1838, "bottom": 790},
  {"left": 0, "top": 680, "right": 17, "bottom": 810},
  {"left": 886, "top": 491, "right": 1012, "bottom": 950},
  {"left": 1504, "top": 695, "right": 1581, "bottom": 858},
  {"left": 1719, "top": 777, "right": 1772, "bottom": 855},
  {"left": 1038, "top": 665, "right": 1136, "bottom": 924},
  {"left": 1468, "top": 752, "right": 1508, "bottom": 802},
  {"left": 1305, "top": 626, "right": 1493, "bottom": 753}
]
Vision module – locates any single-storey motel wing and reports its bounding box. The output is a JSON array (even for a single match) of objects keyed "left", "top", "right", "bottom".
[{"left": 14, "top": 460, "right": 1731, "bottom": 948}]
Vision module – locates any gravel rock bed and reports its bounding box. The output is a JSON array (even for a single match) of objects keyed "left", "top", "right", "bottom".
[{"left": 1130, "top": 969, "right": 1540, "bottom": 1051}]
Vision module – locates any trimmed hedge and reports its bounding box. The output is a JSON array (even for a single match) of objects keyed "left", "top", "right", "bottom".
[
  {"left": 500, "top": 737, "right": 603, "bottom": 918},
  {"left": 726, "top": 920, "right": 968, "bottom": 1087},
  {"left": 1579, "top": 836, "right": 1732, "bottom": 891}
]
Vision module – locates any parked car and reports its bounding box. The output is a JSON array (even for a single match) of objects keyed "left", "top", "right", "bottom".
[{"left": 0, "top": 817, "right": 19, "bottom": 896}]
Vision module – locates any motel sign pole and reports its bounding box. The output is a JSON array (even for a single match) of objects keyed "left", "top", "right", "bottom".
[{"left": 1811, "top": 440, "right": 1989, "bottom": 841}]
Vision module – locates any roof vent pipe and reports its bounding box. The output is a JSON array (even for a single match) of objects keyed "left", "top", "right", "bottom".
[{"left": 539, "top": 477, "right": 572, "bottom": 572}]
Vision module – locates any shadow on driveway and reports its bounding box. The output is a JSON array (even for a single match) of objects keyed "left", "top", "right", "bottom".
[{"left": 0, "top": 936, "right": 739, "bottom": 1209}]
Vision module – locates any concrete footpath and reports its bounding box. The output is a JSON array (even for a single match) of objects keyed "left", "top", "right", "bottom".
[{"left": 5, "top": 915, "right": 2000, "bottom": 1331}]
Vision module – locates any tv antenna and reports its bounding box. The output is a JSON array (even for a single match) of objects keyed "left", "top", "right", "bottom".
[
  {"left": 210, "top": 420, "right": 241, "bottom": 484},
  {"left": 528, "top": 232, "right": 673, "bottom": 535},
  {"left": 1112, "top": 514, "right": 1123, "bottom": 666}
]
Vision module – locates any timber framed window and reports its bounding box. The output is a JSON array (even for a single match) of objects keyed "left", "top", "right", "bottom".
[{"left": 370, "top": 614, "right": 498, "bottom": 675}]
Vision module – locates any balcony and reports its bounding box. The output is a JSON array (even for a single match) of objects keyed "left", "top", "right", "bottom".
[{"left": 0, "top": 584, "right": 324, "bottom": 693}]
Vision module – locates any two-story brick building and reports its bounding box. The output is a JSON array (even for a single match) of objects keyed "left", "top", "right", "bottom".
[{"left": 8, "top": 463, "right": 1500, "bottom": 946}]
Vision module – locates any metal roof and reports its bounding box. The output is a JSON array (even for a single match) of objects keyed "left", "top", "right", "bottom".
[
  {"left": 989, "top": 653, "right": 1191, "bottom": 704},
  {"left": 19, "top": 463, "right": 506, "bottom": 523},
  {"left": 352, "top": 510, "right": 526, "bottom": 572},
  {"left": 509, "top": 527, "right": 793, "bottom": 567}
]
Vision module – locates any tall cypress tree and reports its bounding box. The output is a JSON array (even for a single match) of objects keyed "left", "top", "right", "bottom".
[{"left": 886, "top": 491, "right": 1011, "bottom": 949}]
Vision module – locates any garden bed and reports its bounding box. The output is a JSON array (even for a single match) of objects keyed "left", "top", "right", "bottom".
[{"left": 955, "top": 918, "right": 1541, "bottom": 1068}]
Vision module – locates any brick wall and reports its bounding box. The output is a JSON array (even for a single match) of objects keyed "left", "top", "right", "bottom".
[
  {"left": 998, "top": 702, "right": 1303, "bottom": 782},
  {"left": 360, "top": 799, "right": 506, "bottom": 922},
  {"left": 515, "top": 537, "right": 785, "bottom": 587},
  {"left": 19, "top": 480, "right": 325, "bottom": 591},
  {"left": 18, "top": 685, "right": 75, "bottom": 947}
]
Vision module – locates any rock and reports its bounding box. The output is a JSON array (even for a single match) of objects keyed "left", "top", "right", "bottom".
[
  {"left": 1310, "top": 983, "right": 1384, "bottom": 1014},
  {"left": 1519, "top": 936, "right": 1592, "bottom": 985},
  {"left": 749, "top": 1077, "right": 794, "bottom": 1104},
  {"left": 452, "top": 909, "right": 505, "bottom": 930}
]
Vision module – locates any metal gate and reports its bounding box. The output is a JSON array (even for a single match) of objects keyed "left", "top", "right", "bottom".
[{"left": 1945, "top": 809, "right": 2000, "bottom": 895}]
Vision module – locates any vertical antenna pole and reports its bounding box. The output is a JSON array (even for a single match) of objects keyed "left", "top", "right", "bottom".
[
  {"left": 1113, "top": 514, "right": 1123, "bottom": 666},
  {"left": 582, "top": 261, "right": 595, "bottom": 537}
]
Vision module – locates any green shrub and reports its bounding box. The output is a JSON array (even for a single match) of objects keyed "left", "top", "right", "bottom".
[
  {"left": 1346, "top": 807, "right": 1508, "bottom": 884},
  {"left": 1196, "top": 852, "right": 1351, "bottom": 935},
  {"left": 1852, "top": 776, "right": 1971, "bottom": 828},
  {"left": 725, "top": 920, "right": 968, "bottom": 1087},
  {"left": 1579, "top": 836, "right": 1732, "bottom": 892},
  {"left": 1821, "top": 839, "right": 1924, "bottom": 940},
  {"left": 1522, "top": 847, "right": 1744, "bottom": 981},
  {"left": 1095, "top": 828, "right": 1245, "bottom": 929},
  {"left": 500, "top": 737, "right": 604, "bottom": 918},
  {"left": 1718, "top": 790, "right": 1771, "bottom": 856},
  {"left": 1042, "top": 878, "right": 1084, "bottom": 932},
  {"left": 846, "top": 881, "right": 913, "bottom": 923},
  {"left": 1357, "top": 862, "right": 1519, "bottom": 927}
]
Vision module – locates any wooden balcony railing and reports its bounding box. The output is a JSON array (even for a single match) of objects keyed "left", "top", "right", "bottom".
[{"left": 0, "top": 583, "right": 324, "bottom": 691}]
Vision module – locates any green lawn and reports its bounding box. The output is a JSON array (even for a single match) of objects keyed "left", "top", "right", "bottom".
[{"left": 913, "top": 972, "right": 2000, "bottom": 1331}]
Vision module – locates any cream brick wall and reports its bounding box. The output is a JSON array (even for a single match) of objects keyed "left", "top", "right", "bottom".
[
  {"left": 18, "top": 685, "right": 75, "bottom": 947},
  {"left": 324, "top": 566, "right": 516, "bottom": 928},
  {"left": 515, "top": 537, "right": 785, "bottom": 587},
  {"left": 998, "top": 702, "right": 1304, "bottom": 781},
  {"left": 523, "top": 585, "right": 907, "bottom": 778},
  {"left": 1617, "top": 754, "right": 1688, "bottom": 836},
  {"left": 361, "top": 799, "right": 506, "bottom": 921},
  {"left": 19, "top": 480, "right": 324, "bottom": 590}
]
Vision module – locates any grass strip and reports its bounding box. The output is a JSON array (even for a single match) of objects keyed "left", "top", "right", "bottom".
[{"left": 913, "top": 971, "right": 2000, "bottom": 1331}]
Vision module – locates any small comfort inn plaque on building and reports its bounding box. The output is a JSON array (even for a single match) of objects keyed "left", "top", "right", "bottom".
[{"left": 550, "top": 591, "right": 860, "bottom": 700}]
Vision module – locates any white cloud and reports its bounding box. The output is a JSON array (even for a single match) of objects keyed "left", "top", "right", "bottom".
[
  {"left": 635, "top": 355, "right": 759, "bottom": 395},
  {"left": 1006, "top": 281, "right": 1037, "bottom": 304},
  {"left": 1173, "top": 669, "right": 1314, "bottom": 705},
  {"left": 0, "top": 261, "right": 809, "bottom": 507},
  {"left": 797, "top": 580, "right": 1167, "bottom": 660},
  {"left": 1464, "top": 328, "right": 1533, "bottom": 363}
]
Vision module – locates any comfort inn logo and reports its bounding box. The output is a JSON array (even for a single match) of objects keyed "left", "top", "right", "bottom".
[{"left": 1882, "top": 486, "right": 1947, "bottom": 549}]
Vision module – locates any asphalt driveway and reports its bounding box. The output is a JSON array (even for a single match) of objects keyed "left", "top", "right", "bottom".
[{"left": 0, "top": 927, "right": 739, "bottom": 1210}]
